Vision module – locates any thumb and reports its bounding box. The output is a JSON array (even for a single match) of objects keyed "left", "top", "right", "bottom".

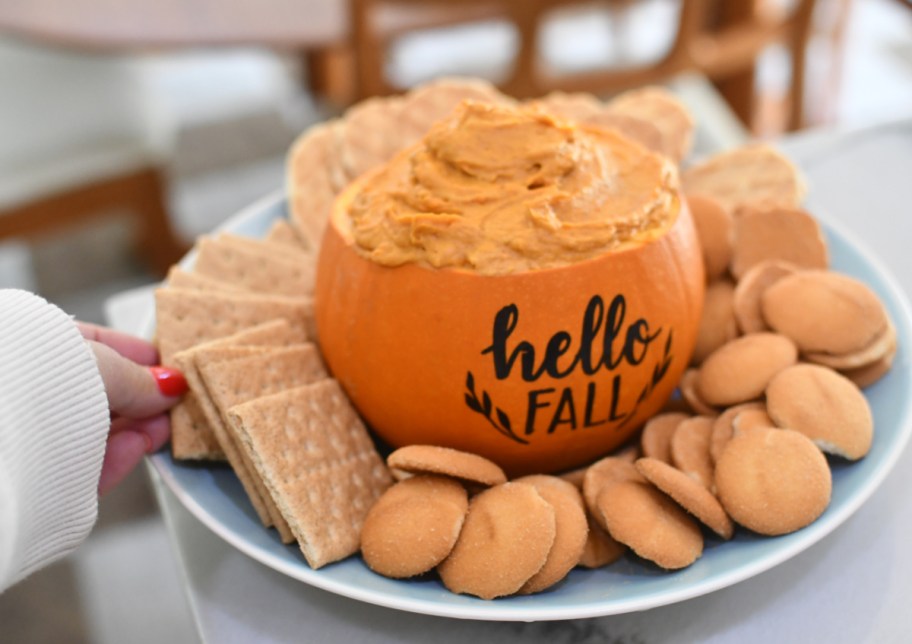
[{"left": 88, "top": 341, "right": 188, "bottom": 418}]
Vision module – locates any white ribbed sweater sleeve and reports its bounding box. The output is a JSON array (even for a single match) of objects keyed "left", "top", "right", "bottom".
[{"left": 0, "top": 289, "right": 109, "bottom": 591}]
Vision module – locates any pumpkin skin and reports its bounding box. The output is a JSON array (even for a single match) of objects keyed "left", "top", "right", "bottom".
[{"left": 315, "top": 180, "right": 705, "bottom": 476}]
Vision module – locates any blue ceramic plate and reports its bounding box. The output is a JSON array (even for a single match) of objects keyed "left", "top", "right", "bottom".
[{"left": 148, "top": 191, "right": 912, "bottom": 621}]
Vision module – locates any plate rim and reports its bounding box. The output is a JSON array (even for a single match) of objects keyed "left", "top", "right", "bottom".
[{"left": 146, "top": 191, "right": 912, "bottom": 621}]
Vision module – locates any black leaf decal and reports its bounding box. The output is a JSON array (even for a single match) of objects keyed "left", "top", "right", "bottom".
[
  {"left": 482, "top": 391, "right": 492, "bottom": 415},
  {"left": 465, "top": 393, "right": 483, "bottom": 413},
  {"left": 496, "top": 407, "right": 512, "bottom": 431}
]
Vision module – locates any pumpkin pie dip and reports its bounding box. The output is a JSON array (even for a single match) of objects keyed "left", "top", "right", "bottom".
[{"left": 337, "top": 101, "right": 680, "bottom": 275}]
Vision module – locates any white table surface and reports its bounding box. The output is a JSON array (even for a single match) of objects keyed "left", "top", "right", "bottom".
[{"left": 108, "top": 114, "right": 912, "bottom": 643}]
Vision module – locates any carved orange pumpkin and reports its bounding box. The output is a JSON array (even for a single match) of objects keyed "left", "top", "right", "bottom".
[{"left": 314, "top": 104, "right": 705, "bottom": 476}]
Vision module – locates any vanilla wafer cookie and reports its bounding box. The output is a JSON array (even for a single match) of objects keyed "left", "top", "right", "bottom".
[
  {"left": 577, "top": 513, "right": 626, "bottom": 569},
  {"left": 805, "top": 320, "right": 896, "bottom": 371},
  {"left": 669, "top": 416, "right": 715, "bottom": 489},
  {"left": 640, "top": 412, "right": 691, "bottom": 463},
  {"left": 709, "top": 402, "right": 768, "bottom": 464},
  {"left": 697, "top": 332, "right": 798, "bottom": 407},
  {"left": 437, "top": 482, "right": 556, "bottom": 599},
  {"left": 361, "top": 475, "right": 468, "bottom": 579},
  {"left": 766, "top": 363, "right": 874, "bottom": 460},
  {"left": 228, "top": 379, "right": 393, "bottom": 568},
  {"left": 761, "top": 270, "right": 888, "bottom": 355},
  {"left": 679, "top": 369, "right": 719, "bottom": 417},
  {"left": 582, "top": 457, "right": 645, "bottom": 530},
  {"left": 514, "top": 475, "right": 588, "bottom": 594},
  {"left": 714, "top": 427, "right": 831, "bottom": 535},
  {"left": 386, "top": 445, "right": 507, "bottom": 488},
  {"left": 692, "top": 279, "right": 738, "bottom": 365},
  {"left": 597, "top": 480, "right": 703, "bottom": 569},
  {"left": 732, "top": 260, "right": 799, "bottom": 334},
  {"left": 635, "top": 457, "right": 734, "bottom": 539}
]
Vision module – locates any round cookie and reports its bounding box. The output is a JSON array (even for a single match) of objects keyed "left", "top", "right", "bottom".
[
  {"left": 692, "top": 279, "right": 738, "bottom": 365},
  {"left": 805, "top": 320, "right": 896, "bottom": 370},
  {"left": 361, "top": 475, "right": 468, "bottom": 578},
  {"left": 697, "top": 332, "right": 798, "bottom": 407},
  {"left": 386, "top": 445, "right": 507, "bottom": 487},
  {"left": 640, "top": 412, "right": 691, "bottom": 463},
  {"left": 714, "top": 427, "right": 831, "bottom": 535},
  {"left": 582, "top": 457, "right": 645, "bottom": 530},
  {"left": 597, "top": 480, "right": 703, "bottom": 569},
  {"left": 577, "top": 513, "right": 626, "bottom": 569},
  {"left": 687, "top": 193, "right": 734, "bottom": 282},
  {"left": 842, "top": 344, "right": 896, "bottom": 389},
  {"left": 733, "top": 260, "right": 799, "bottom": 334},
  {"left": 731, "top": 408, "right": 774, "bottom": 432},
  {"left": 761, "top": 270, "right": 888, "bottom": 355},
  {"left": 709, "top": 402, "right": 768, "bottom": 463},
  {"left": 730, "top": 207, "right": 828, "bottom": 280},
  {"left": 514, "top": 475, "right": 589, "bottom": 594},
  {"left": 669, "top": 415, "right": 715, "bottom": 489},
  {"left": 635, "top": 457, "right": 734, "bottom": 539},
  {"left": 766, "top": 364, "right": 874, "bottom": 460},
  {"left": 679, "top": 369, "right": 719, "bottom": 416},
  {"left": 437, "top": 482, "right": 555, "bottom": 599}
]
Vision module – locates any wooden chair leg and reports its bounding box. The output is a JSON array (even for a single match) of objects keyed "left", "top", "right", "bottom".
[
  {"left": 131, "top": 168, "right": 188, "bottom": 276},
  {"left": 0, "top": 166, "right": 188, "bottom": 279}
]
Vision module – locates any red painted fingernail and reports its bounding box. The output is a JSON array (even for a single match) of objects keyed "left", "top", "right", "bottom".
[{"left": 149, "top": 366, "right": 188, "bottom": 397}]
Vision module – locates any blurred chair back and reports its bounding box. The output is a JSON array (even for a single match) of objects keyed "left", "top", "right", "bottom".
[
  {"left": 0, "top": 38, "right": 185, "bottom": 276},
  {"left": 345, "top": 0, "right": 818, "bottom": 131}
]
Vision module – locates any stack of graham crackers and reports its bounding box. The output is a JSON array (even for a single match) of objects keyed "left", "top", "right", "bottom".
[{"left": 155, "top": 219, "right": 392, "bottom": 568}]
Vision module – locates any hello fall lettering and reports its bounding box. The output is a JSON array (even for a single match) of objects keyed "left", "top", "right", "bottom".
[{"left": 465, "top": 294, "right": 668, "bottom": 441}]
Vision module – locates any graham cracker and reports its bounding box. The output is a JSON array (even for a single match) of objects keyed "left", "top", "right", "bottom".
[
  {"left": 154, "top": 288, "right": 313, "bottom": 365},
  {"left": 196, "top": 344, "right": 328, "bottom": 543},
  {"left": 169, "top": 393, "right": 222, "bottom": 460},
  {"left": 169, "top": 319, "right": 309, "bottom": 462},
  {"left": 227, "top": 379, "right": 393, "bottom": 569},
  {"left": 215, "top": 233, "right": 312, "bottom": 263},
  {"left": 265, "top": 219, "right": 309, "bottom": 251},
  {"left": 166, "top": 267, "right": 241, "bottom": 293},
  {"left": 193, "top": 236, "right": 316, "bottom": 297}
]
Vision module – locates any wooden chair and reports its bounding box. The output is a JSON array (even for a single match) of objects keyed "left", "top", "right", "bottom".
[
  {"left": 339, "top": 0, "right": 819, "bottom": 132},
  {"left": 0, "top": 38, "right": 186, "bottom": 278}
]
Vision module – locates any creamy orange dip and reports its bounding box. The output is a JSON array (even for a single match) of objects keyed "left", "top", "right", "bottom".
[{"left": 338, "top": 101, "right": 679, "bottom": 275}]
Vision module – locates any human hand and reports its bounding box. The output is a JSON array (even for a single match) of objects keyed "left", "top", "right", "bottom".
[{"left": 77, "top": 322, "right": 187, "bottom": 495}]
